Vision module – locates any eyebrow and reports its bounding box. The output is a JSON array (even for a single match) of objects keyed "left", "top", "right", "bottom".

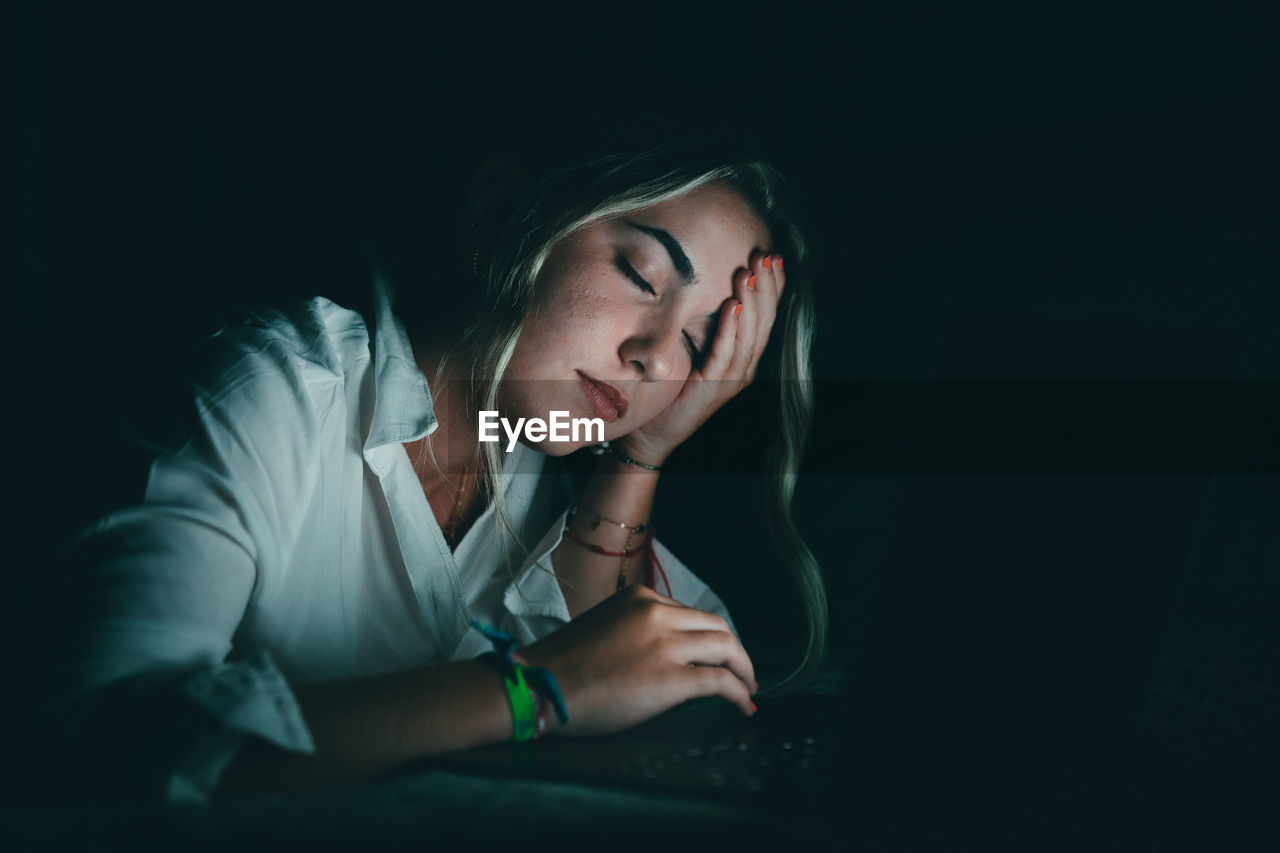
[{"left": 621, "top": 220, "right": 698, "bottom": 286}]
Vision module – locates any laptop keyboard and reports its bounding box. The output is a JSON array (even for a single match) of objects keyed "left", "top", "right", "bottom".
[{"left": 618, "top": 726, "right": 840, "bottom": 796}]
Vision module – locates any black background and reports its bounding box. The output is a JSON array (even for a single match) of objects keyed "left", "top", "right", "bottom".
[{"left": 12, "top": 0, "right": 1280, "bottom": 841}]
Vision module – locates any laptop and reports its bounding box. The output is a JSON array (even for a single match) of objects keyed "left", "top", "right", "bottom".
[{"left": 420, "top": 691, "right": 846, "bottom": 814}]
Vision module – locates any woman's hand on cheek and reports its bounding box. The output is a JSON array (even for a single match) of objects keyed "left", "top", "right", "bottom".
[{"left": 616, "top": 250, "right": 786, "bottom": 466}]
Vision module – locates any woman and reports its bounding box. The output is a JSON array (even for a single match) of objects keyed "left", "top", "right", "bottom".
[{"left": 45, "top": 123, "right": 826, "bottom": 801}]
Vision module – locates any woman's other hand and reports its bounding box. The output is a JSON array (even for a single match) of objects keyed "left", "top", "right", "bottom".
[
  {"left": 517, "top": 585, "right": 758, "bottom": 736},
  {"left": 614, "top": 250, "right": 785, "bottom": 466}
]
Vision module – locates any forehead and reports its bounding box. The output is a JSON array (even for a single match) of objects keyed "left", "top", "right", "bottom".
[{"left": 630, "top": 182, "right": 771, "bottom": 263}]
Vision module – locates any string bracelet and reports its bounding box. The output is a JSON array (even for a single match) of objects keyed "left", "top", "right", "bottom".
[
  {"left": 471, "top": 622, "right": 568, "bottom": 741},
  {"left": 563, "top": 505, "right": 653, "bottom": 591},
  {"left": 557, "top": 512, "right": 671, "bottom": 596},
  {"left": 562, "top": 529, "right": 647, "bottom": 559}
]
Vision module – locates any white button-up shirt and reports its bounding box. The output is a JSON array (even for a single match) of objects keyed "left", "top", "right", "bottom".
[{"left": 49, "top": 276, "right": 732, "bottom": 802}]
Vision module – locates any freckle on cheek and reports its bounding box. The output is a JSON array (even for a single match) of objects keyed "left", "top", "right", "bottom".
[{"left": 558, "top": 290, "right": 609, "bottom": 328}]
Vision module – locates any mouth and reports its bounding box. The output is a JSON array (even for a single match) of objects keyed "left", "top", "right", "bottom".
[{"left": 576, "top": 371, "right": 628, "bottom": 423}]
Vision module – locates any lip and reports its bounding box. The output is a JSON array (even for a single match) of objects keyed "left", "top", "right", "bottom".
[{"left": 576, "top": 371, "right": 628, "bottom": 423}]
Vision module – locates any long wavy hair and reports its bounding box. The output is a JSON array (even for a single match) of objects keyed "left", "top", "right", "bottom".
[{"left": 427, "top": 124, "right": 826, "bottom": 692}]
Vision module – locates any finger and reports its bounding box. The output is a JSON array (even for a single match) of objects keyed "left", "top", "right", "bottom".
[
  {"left": 755, "top": 249, "right": 784, "bottom": 303},
  {"left": 759, "top": 251, "right": 784, "bottom": 322},
  {"left": 698, "top": 295, "right": 741, "bottom": 379},
  {"left": 751, "top": 254, "right": 782, "bottom": 378},
  {"left": 725, "top": 266, "right": 760, "bottom": 379},
  {"left": 676, "top": 631, "right": 758, "bottom": 694},
  {"left": 730, "top": 252, "right": 774, "bottom": 378},
  {"left": 685, "top": 663, "right": 756, "bottom": 716},
  {"left": 763, "top": 250, "right": 786, "bottom": 295}
]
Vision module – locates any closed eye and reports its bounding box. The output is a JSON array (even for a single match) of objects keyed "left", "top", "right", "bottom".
[
  {"left": 617, "top": 253, "right": 706, "bottom": 368},
  {"left": 683, "top": 330, "right": 706, "bottom": 369},
  {"left": 615, "top": 255, "right": 655, "bottom": 295}
]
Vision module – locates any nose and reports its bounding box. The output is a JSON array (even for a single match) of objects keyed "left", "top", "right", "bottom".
[{"left": 619, "top": 318, "right": 683, "bottom": 381}]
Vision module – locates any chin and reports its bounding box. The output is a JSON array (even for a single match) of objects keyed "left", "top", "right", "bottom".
[{"left": 520, "top": 437, "right": 588, "bottom": 457}]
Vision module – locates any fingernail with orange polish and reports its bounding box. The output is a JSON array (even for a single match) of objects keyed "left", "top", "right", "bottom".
[
  {"left": 763, "top": 254, "right": 774, "bottom": 270},
  {"left": 747, "top": 274, "right": 756, "bottom": 290},
  {"left": 734, "top": 303, "right": 743, "bottom": 316},
  {"left": 750, "top": 702, "right": 758, "bottom": 714}
]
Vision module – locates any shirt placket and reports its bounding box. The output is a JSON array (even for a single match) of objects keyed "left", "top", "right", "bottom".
[{"left": 365, "top": 441, "right": 473, "bottom": 660}]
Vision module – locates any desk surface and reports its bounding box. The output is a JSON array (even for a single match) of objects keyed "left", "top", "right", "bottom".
[
  {"left": 4, "top": 768, "right": 812, "bottom": 850},
  {"left": 5, "top": 746, "right": 1277, "bottom": 851}
]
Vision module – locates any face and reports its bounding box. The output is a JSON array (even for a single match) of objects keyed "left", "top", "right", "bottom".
[{"left": 498, "top": 181, "right": 771, "bottom": 454}]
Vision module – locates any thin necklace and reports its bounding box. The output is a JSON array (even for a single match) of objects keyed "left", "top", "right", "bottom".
[
  {"left": 441, "top": 460, "right": 473, "bottom": 546},
  {"left": 410, "top": 431, "right": 475, "bottom": 547}
]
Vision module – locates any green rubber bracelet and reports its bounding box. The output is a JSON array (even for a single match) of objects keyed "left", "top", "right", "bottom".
[
  {"left": 504, "top": 663, "right": 538, "bottom": 742},
  {"left": 472, "top": 622, "right": 569, "bottom": 742}
]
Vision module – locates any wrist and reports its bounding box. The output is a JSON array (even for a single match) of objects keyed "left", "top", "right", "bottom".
[
  {"left": 511, "top": 650, "right": 562, "bottom": 737},
  {"left": 472, "top": 623, "right": 569, "bottom": 741},
  {"left": 605, "top": 437, "right": 669, "bottom": 471}
]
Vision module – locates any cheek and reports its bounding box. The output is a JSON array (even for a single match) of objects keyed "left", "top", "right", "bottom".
[
  {"left": 525, "top": 274, "right": 619, "bottom": 353},
  {"left": 632, "top": 375, "right": 687, "bottom": 424}
]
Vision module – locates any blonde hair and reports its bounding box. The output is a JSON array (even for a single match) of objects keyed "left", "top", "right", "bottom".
[{"left": 438, "top": 131, "right": 826, "bottom": 692}]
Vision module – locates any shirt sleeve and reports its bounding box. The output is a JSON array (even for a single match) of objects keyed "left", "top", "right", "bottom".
[
  {"left": 44, "top": 319, "right": 326, "bottom": 803},
  {"left": 498, "top": 508, "right": 738, "bottom": 646}
]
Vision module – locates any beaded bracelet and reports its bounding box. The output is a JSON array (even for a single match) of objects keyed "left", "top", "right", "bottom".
[
  {"left": 607, "top": 447, "right": 662, "bottom": 472},
  {"left": 577, "top": 505, "right": 648, "bottom": 535},
  {"left": 589, "top": 441, "right": 662, "bottom": 472},
  {"left": 563, "top": 506, "right": 652, "bottom": 591},
  {"left": 472, "top": 622, "right": 568, "bottom": 741}
]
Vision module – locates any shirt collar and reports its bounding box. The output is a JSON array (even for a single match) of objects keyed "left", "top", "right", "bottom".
[
  {"left": 360, "top": 271, "right": 546, "bottom": 484},
  {"left": 363, "top": 272, "right": 440, "bottom": 455}
]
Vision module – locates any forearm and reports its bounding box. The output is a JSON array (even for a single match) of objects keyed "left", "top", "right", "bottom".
[
  {"left": 216, "top": 659, "right": 512, "bottom": 796},
  {"left": 552, "top": 451, "right": 661, "bottom": 617}
]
